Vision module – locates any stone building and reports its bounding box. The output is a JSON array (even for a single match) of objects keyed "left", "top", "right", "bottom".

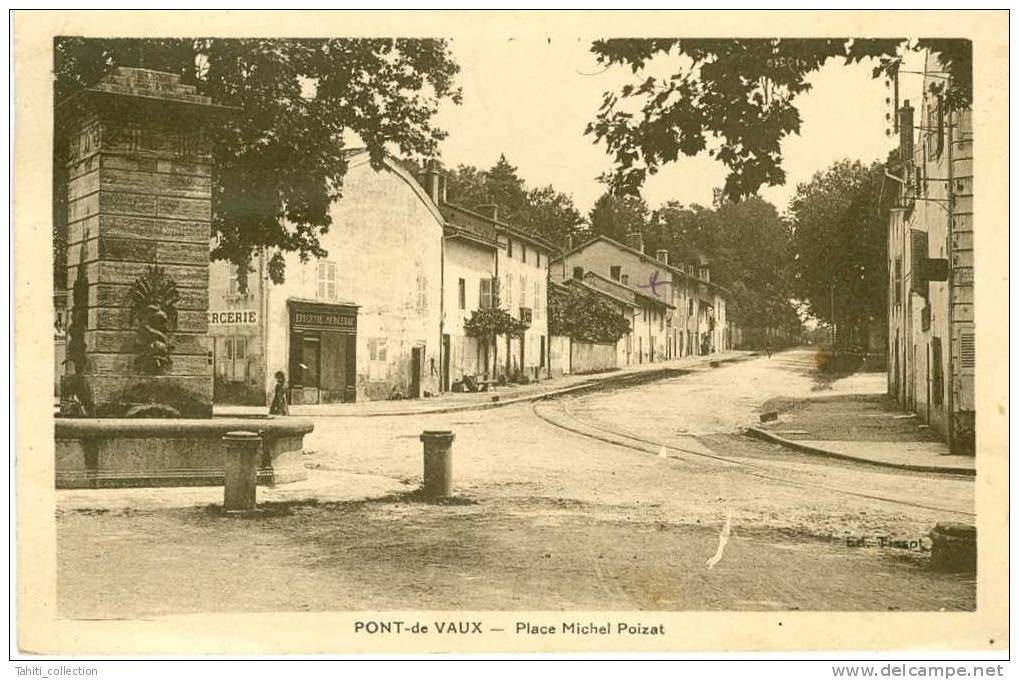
[
  {"left": 886, "top": 51, "right": 975, "bottom": 453},
  {"left": 550, "top": 234, "right": 728, "bottom": 362},
  {"left": 208, "top": 150, "right": 443, "bottom": 404}
]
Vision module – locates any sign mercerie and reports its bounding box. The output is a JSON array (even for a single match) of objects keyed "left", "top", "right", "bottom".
[{"left": 208, "top": 310, "right": 258, "bottom": 325}]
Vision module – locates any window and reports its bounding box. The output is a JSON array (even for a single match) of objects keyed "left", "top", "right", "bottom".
[
  {"left": 228, "top": 264, "right": 241, "bottom": 296},
  {"left": 535, "top": 250, "right": 541, "bottom": 268},
  {"left": 572, "top": 266, "right": 584, "bottom": 280},
  {"left": 458, "top": 278, "right": 466, "bottom": 310},
  {"left": 689, "top": 299, "right": 694, "bottom": 315},
  {"left": 220, "top": 336, "right": 247, "bottom": 382},
  {"left": 521, "top": 244, "right": 526, "bottom": 263},
  {"left": 610, "top": 265, "right": 621, "bottom": 281},
  {"left": 533, "top": 281, "right": 540, "bottom": 319},
  {"left": 507, "top": 239, "right": 513, "bottom": 258},
  {"left": 416, "top": 275, "right": 428, "bottom": 311},
  {"left": 367, "top": 338, "right": 389, "bottom": 381},
  {"left": 317, "top": 261, "right": 337, "bottom": 300},
  {"left": 520, "top": 275, "right": 527, "bottom": 310},
  {"left": 480, "top": 277, "right": 495, "bottom": 309}
]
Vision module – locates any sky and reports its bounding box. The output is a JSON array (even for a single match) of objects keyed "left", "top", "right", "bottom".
[{"left": 431, "top": 36, "right": 911, "bottom": 216}]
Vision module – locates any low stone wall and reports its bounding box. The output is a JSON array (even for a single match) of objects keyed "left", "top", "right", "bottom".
[
  {"left": 570, "top": 340, "right": 618, "bottom": 374},
  {"left": 55, "top": 417, "right": 314, "bottom": 489}
]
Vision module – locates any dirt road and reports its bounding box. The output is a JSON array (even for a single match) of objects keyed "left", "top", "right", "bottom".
[{"left": 57, "top": 349, "right": 975, "bottom": 617}]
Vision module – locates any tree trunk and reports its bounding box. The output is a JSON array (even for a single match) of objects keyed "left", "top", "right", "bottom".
[{"left": 491, "top": 333, "right": 497, "bottom": 378}]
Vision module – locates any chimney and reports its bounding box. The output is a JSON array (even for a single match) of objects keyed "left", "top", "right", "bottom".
[
  {"left": 417, "top": 159, "right": 446, "bottom": 206},
  {"left": 627, "top": 231, "right": 644, "bottom": 253},
  {"left": 477, "top": 203, "right": 499, "bottom": 221},
  {"left": 898, "top": 100, "right": 914, "bottom": 164},
  {"left": 655, "top": 249, "right": 669, "bottom": 265}
]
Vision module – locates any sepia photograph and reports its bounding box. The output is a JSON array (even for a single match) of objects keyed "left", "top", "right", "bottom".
[{"left": 11, "top": 9, "right": 1010, "bottom": 659}]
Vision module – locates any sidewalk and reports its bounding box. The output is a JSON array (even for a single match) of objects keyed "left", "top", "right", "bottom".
[
  {"left": 214, "top": 350, "right": 754, "bottom": 418},
  {"left": 747, "top": 372, "right": 975, "bottom": 475}
]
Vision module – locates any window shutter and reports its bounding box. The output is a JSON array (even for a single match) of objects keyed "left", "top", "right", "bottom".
[
  {"left": 959, "top": 331, "right": 975, "bottom": 374},
  {"left": 910, "top": 229, "right": 929, "bottom": 295}
]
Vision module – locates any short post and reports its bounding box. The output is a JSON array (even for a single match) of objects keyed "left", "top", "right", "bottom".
[
  {"left": 223, "top": 430, "right": 262, "bottom": 512},
  {"left": 929, "top": 522, "right": 977, "bottom": 572},
  {"left": 420, "top": 430, "right": 455, "bottom": 498}
]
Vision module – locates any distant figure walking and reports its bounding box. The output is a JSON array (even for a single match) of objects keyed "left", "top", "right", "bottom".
[
  {"left": 269, "top": 370, "right": 290, "bottom": 415},
  {"left": 765, "top": 341, "right": 773, "bottom": 359}
]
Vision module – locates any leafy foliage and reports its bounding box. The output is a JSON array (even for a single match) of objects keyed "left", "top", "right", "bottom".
[
  {"left": 463, "top": 307, "right": 529, "bottom": 341},
  {"left": 789, "top": 159, "right": 888, "bottom": 334},
  {"left": 587, "top": 38, "right": 972, "bottom": 199},
  {"left": 548, "top": 285, "right": 631, "bottom": 344},
  {"left": 54, "top": 38, "right": 461, "bottom": 283},
  {"left": 439, "top": 155, "right": 586, "bottom": 249},
  {"left": 588, "top": 192, "right": 650, "bottom": 244},
  {"left": 653, "top": 196, "right": 802, "bottom": 336},
  {"left": 65, "top": 257, "right": 89, "bottom": 375},
  {"left": 128, "top": 266, "right": 180, "bottom": 374}
]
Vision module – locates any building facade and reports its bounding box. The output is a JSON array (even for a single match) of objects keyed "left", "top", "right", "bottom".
[
  {"left": 551, "top": 233, "right": 728, "bottom": 363},
  {"left": 417, "top": 166, "right": 556, "bottom": 383},
  {"left": 208, "top": 150, "right": 444, "bottom": 405},
  {"left": 886, "top": 51, "right": 975, "bottom": 453},
  {"left": 440, "top": 222, "right": 499, "bottom": 389}
]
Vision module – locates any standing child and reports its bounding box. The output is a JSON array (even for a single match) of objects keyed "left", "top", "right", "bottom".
[{"left": 269, "top": 370, "right": 290, "bottom": 415}]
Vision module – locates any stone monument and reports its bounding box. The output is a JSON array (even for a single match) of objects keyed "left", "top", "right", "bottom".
[
  {"left": 55, "top": 68, "right": 314, "bottom": 489},
  {"left": 58, "top": 67, "right": 232, "bottom": 417}
]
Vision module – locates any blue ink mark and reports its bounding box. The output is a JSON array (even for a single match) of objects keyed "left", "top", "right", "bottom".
[{"left": 633, "top": 271, "right": 663, "bottom": 297}]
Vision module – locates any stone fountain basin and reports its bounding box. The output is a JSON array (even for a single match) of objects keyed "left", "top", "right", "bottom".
[{"left": 55, "top": 417, "right": 314, "bottom": 489}]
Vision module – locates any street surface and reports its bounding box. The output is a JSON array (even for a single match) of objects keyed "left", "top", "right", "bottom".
[{"left": 58, "top": 349, "right": 975, "bottom": 617}]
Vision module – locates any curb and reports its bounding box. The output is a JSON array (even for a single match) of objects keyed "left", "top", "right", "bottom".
[
  {"left": 745, "top": 426, "right": 976, "bottom": 476},
  {"left": 219, "top": 351, "right": 756, "bottom": 419}
]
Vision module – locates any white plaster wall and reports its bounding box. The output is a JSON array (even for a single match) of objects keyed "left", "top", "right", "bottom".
[{"left": 263, "top": 156, "right": 443, "bottom": 401}]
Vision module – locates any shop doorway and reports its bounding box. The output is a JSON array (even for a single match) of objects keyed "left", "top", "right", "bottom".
[{"left": 288, "top": 300, "right": 359, "bottom": 405}]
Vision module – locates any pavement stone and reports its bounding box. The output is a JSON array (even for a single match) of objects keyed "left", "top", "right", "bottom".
[{"left": 750, "top": 372, "right": 975, "bottom": 475}]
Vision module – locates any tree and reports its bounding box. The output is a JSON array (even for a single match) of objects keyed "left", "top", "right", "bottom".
[
  {"left": 516, "top": 185, "right": 588, "bottom": 249},
  {"left": 586, "top": 38, "right": 971, "bottom": 200},
  {"left": 463, "top": 307, "right": 529, "bottom": 377},
  {"left": 443, "top": 163, "right": 492, "bottom": 210},
  {"left": 483, "top": 154, "right": 528, "bottom": 216},
  {"left": 442, "top": 156, "right": 585, "bottom": 249},
  {"left": 588, "top": 192, "right": 650, "bottom": 244},
  {"left": 789, "top": 159, "right": 888, "bottom": 344},
  {"left": 653, "top": 196, "right": 801, "bottom": 340},
  {"left": 54, "top": 38, "right": 461, "bottom": 284},
  {"left": 548, "top": 285, "right": 631, "bottom": 344}
]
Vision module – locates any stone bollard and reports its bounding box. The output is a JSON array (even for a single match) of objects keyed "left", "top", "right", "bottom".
[
  {"left": 929, "top": 522, "right": 977, "bottom": 572},
  {"left": 420, "top": 430, "right": 455, "bottom": 498},
  {"left": 223, "top": 430, "right": 262, "bottom": 512}
]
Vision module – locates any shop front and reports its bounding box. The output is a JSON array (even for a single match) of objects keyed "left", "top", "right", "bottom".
[{"left": 287, "top": 300, "right": 359, "bottom": 405}]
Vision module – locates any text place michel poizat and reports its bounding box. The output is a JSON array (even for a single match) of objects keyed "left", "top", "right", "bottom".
[{"left": 516, "top": 621, "right": 665, "bottom": 636}]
